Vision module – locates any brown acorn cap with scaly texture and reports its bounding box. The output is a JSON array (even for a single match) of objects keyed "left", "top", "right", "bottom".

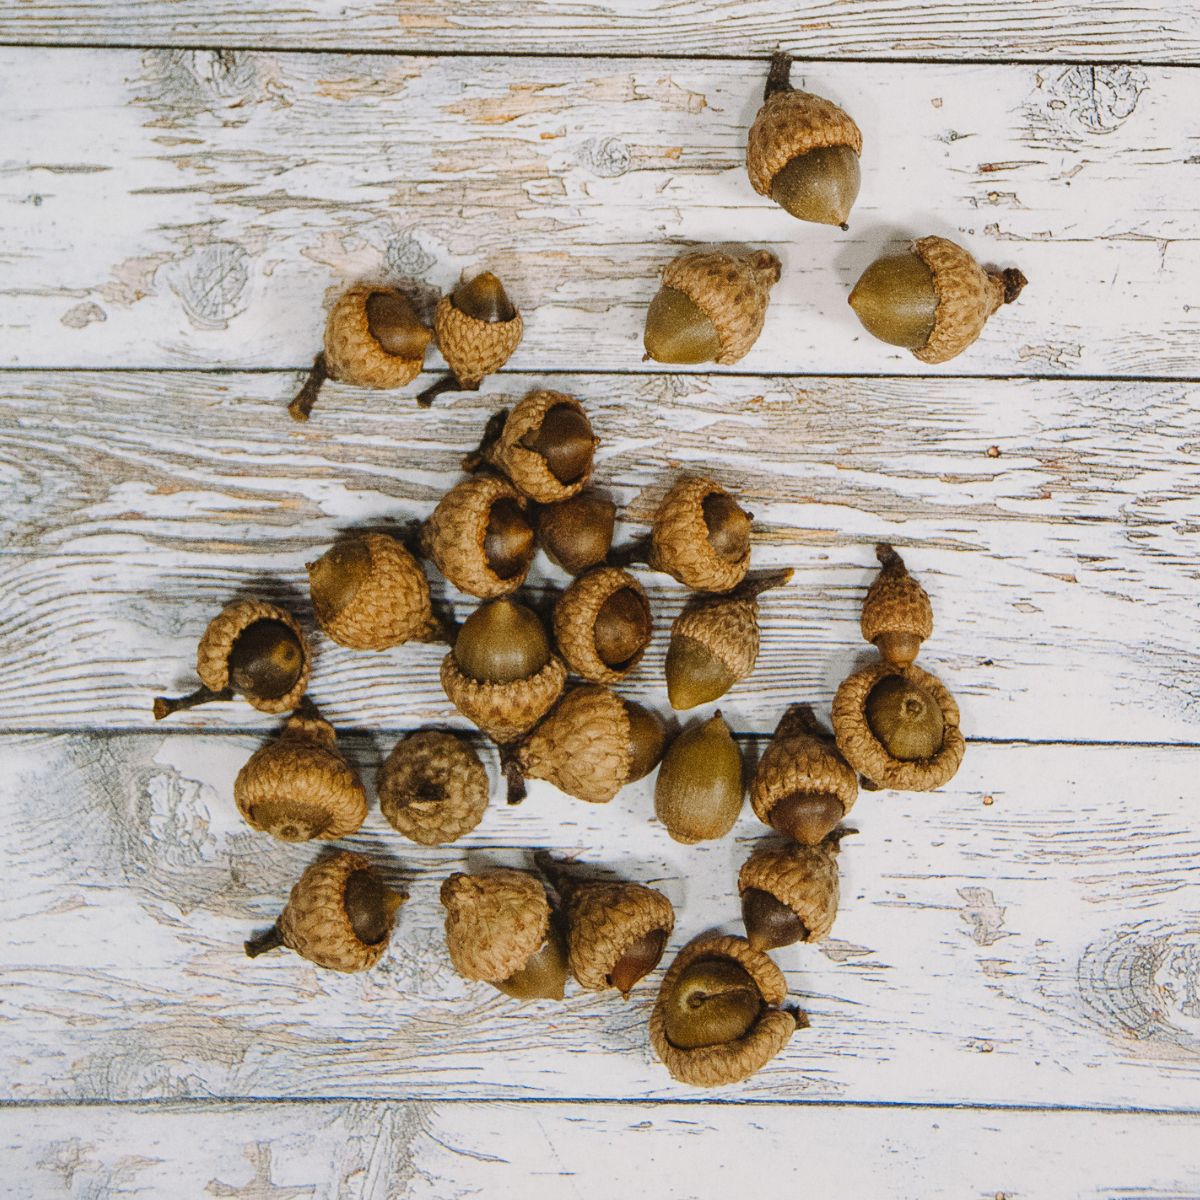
[
  {"left": 860, "top": 543, "right": 933, "bottom": 668},
  {"left": 440, "top": 650, "right": 567, "bottom": 745},
  {"left": 646, "top": 476, "right": 752, "bottom": 594},
  {"left": 649, "top": 934, "right": 805, "bottom": 1087},
  {"left": 244, "top": 851, "right": 407, "bottom": 973},
  {"left": 378, "top": 729, "right": 489, "bottom": 846},
  {"left": 553, "top": 567, "right": 652, "bottom": 684},
  {"left": 307, "top": 532, "right": 440, "bottom": 651},
  {"left": 751, "top": 704, "right": 858, "bottom": 845},
  {"left": 832, "top": 662, "right": 965, "bottom": 791},
  {"left": 429, "top": 273, "right": 523, "bottom": 390},
  {"left": 418, "top": 474, "right": 534, "bottom": 598},
  {"left": 234, "top": 702, "right": 367, "bottom": 842},
  {"left": 738, "top": 834, "right": 847, "bottom": 951}
]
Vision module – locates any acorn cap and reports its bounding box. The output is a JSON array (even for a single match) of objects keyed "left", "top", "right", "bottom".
[
  {"left": 658, "top": 250, "right": 782, "bottom": 366},
  {"left": 433, "top": 292, "right": 524, "bottom": 387},
  {"left": 648, "top": 476, "right": 751, "bottom": 594},
  {"left": 649, "top": 935, "right": 801, "bottom": 1087},
  {"left": 378, "top": 729, "right": 489, "bottom": 846},
  {"left": 440, "top": 651, "right": 567, "bottom": 744},
  {"left": 322, "top": 286, "right": 430, "bottom": 390},
  {"left": 832, "top": 662, "right": 966, "bottom": 791},
  {"left": 738, "top": 841, "right": 841, "bottom": 945},
  {"left": 860, "top": 543, "right": 933, "bottom": 666},
  {"left": 667, "top": 595, "right": 758, "bottom": 709},
  {"left": 553, "top": 567, "right": 651, "bottom": 684},
  {"left": 196, "top": 600, "right": 310, "bottom": 714},
  {"left": 309, "top": 532, "right": 437, "bottom": 651},
  {"left": 440, "top": 868, "right": 550, "bottom": 982},
  {"left": 234, "top": 706, "right": 367, "bottom": 842},
  {"left": 420, "top": 475, "right": 532, "bottom": 598},
  {"left": 277, "top": 851, "right": 404, "bottom": 973},
  {"left": 746, "top": 89, "right": 863, "bottom": 199}
]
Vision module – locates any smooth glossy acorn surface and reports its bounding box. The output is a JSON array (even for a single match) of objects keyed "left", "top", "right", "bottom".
[
  {"left": 454, "top": 598, "right": 551, "bottom": 684},
  {"left": 308, "top": 539, "right": 372, "bottom": 622},
  {"left": 849, "top": 252, "right": 939, "bottom": 350},
  {"left": 661, "top": 957, "right": 762, "bottom": 1050},
  {"left": 702, "top": 492, "right": 752, "bottom": 562},
  {"left": 365, "top": 291, "right": 430, "bottom": 359},
  {"left": 742, "top": 887, "right": 808, "bottom": 952},
  {"left": 343, "top": 869, "right": 403, "bottom": 946},
  {"left": 521, "top": 404, "right": 595, "bottom": 485},
  {"left": 537, "top": 494, "right": 616, "bottom": 575},
  {"left": 452, "top": 272, "right": 517, "bottom": 323},
  {"left": 228, "top": 620, "right": 306, "bottom": 700},
  {"left": 625, "top": 701, "right": 667, "bottom": 783},
  {"left": 654, "top": 714, "right": 744, "bottom": 844},
  {"left": 609, "top": 928, "right": 669, "bottom": 996},
  {"left": 593, "top": 587, "right": 651, "bottom": 669},
  {"left": 496, "top": 930, "right": 569, "bottom": 1000},
  {"left": 865, "top": 674, "right": 945, "bottom": 760},
  {"left": 770, "top": 145, "right": 861, "bottom": 227},
  {"left": 484, "top": 497, "right": 535, "bottom": 580},
  {"left": 875, "top": 630, "right": 925, "bottom": 669},
  {"left": 768, "top": 792, "right": 845, "bottom": 846},
  {"left": 643, "top": 286, "right": 721, "bottom": 365},
  {"left": 665, "top": 634, "right": 735, "bottom": 711}
]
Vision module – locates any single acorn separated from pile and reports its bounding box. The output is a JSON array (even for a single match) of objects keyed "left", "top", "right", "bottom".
[
  {"left": 654, "top": 712, "right": 744, "bottom": 844},
  {"left": 849, "top": 236, "right": 1028, "bottom": 363},
  {"left": 536, "top": 491, "right": 616, "bottom": 576},
  {"left": 643, "top": 249, "right": 782, "bottom": 365},
  {"left": 553, "top": 566, "right": 652, "bottom": 684},
  {"left": 153, "top": 600, "right": 311, "bottom": 719},
  {"left": 418, "top": 272, "right": 524, "bottom": 406},
  {"left": 245, "top": 851, "right": 407, "bottom": 972},
  {"left": 649, "top": 934, "right": 806, "bottom": 1087},
  {"left": 861, "top": 542, "right": 933, "bottom": 668},
  {"left": 666, "top": 568, "right": 792, "bottom": 709},
  {"left": 440, "top": 867, "right": 569, "bottom": 1000},
  {"left": 378, "top": 729, "right": 489, "bottom": 846},
  {"left": 501, "top": 684, "right": 666, "bottom": 805},
  {"left": 290, "top": 286, "right": 432, "bottom": 421},
  {"left": 746, "top": 52, "right": 863, "bottom": 228}
]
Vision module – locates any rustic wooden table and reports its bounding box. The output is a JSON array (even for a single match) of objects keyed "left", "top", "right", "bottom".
[{"left": 3, "top": 3, "right": 1199, "bottom": 1197}]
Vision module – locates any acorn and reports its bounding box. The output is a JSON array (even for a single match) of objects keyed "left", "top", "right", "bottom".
[
  {"left": 849, "top": 236, "right": 1028, "bottom": 364},
  {"left": 440, "top": 868, "right": 569, "bottom": 1000},
  {"left": 418, "top": 272, "right": 524, "bottom": 406},
  {"left": 860, "top": 543, "right": 933, "bottom": 668},
  {"left": 738, "top": 831, "right": 849, "bottom": 952},
  {"left": 289, "top": 286, "right": 432, "bottom": 421},
  {"left": 234, "top": 701, "right": 367, "bottom": 842},
  {"left": 665, "top": 568, "right": 792, "bottom": 709},
  {"left": 501, "top": 684, "right": 666, "bottom": 805},
  {"left": 307, "top": 532, "right": 443, "bottom": 651},
  {"left": 643, "top": 249, "right": 781, "bottom": 366},
  {"left": 153, "top": 600, "right": 310, "bottom": 719},
  {"left": 244, "top": 851, "right": 407, "bottom": 972},
  {"left": 465, "top": 391, "right": 598, "bottom": 505},
  {"left": 440, "top": 598, "right": 567, "bottom": 744},
  {"left": 832, "top": 662, "right": 965, "bottom": 791},
  {"left": 553, "top": 567, "right": 652, "bottom": 684},
  {"left": 378, "top": 729, "right": 489, "bottom": 846},
  {"left": 536, "top": 491, "right": 616, "bottom": 576},
  {"left": 746, "top": 53, "right": 862, "bottom": 229},
  {"left": 418, "top": 474, "right": 535, "bottom": 598},
  {"left": 535, "top": 851, "right": 674, "bottom": 997},
  {"left": 649, "top": 934, "right": 805, "bottom": 1087},
  {"left": 654, "top": 712, "right": 744, "bottom": 844}
]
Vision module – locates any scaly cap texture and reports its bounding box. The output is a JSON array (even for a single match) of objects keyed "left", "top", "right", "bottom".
[
  {"left": 553, "top": 567, "right": 650, "bottom": 684},
  {"left": 433, "top": 294, "right": 524, "bottom": 387},
  {"left": 738, "top": 841, "right": 841, "bottom": 942},
  {"left": 440, "top": 652, "right": 567, "bottom": 744},
  {"left": 440, "top": 868, "right": 550, "bottom": 982},
  {"left": 860, "top": 543, "right": 933, "bottom": 652},
  {"left": 671, "top": 595, "right": 759, "bottom": 683},
  {"left": 914, "top": 236, "right": 1015, "bottom": 365},
  {"left": 378, "top": 729, "right": 490, "bottom": 845},
  {"left": 746, "top": 89, "right": 863, "bottom": 196},
  {"left": 196, "top": 600, "right": 310, "bottom": 714},
  {"left": 648, "top": 476, "right": 751, "bottom": 594},
  {"left": 323, "top": 286, "right": 429, "bottom": 390},
  {"left": 481, "top": 390, "right": 597, "bottom": 504}
]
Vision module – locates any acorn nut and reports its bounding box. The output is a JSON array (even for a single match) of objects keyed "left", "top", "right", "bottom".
[
  {"left": 378, "top": 729, "right": 489, "bottom": 845},
  {"left": 738, "top": 832, "right": 848, "bottom": 952},
  {"left": 654, "top": 712, "right": 744, "bottom": 844},
  {"left": 860, "top": 542, "right": 934, "bottom": 668},
  {"left": 536, "top": 492, "right": 616, "bottom": 576},
  {"left": 553, "top": 567, "right": 652, "bottom": 684}
]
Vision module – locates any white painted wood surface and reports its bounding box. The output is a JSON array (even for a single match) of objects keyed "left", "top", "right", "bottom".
[{"left": 3, "top": 52, "right": 1198, "bottom": 377}]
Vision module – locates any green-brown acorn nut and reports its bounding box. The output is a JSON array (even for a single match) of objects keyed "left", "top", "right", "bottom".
[
  {"left": 860, "top": 542, "right": 934, "bottom": 668},
  {"left": 746, "top": 53, "right": 863, "bottom": 228},
  {"left": 378, "top": 729, "right": 490, "bottom": 846},
  {"left": 153, "top": 600, "right": 311, "bottom": 719},
  {"left": 738, "top": 832, "right": 848, "bottom": 952},
  {"left": 850, "top": 236, "right": 1028, "bottom": 364},
  {"left": 864, "top": 674, "right": 944, "bottom": 760},
  {"left": 553, "top": 567, "right": 652, "bottom": 685},
  {"left": 654, "top": 712, "right": 744, "bottom": 844},
  {"left": 536, "top": 492, "right": 616, "bottom": 576}
]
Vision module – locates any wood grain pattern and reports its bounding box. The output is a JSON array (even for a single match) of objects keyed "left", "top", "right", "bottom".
[
  {"left": 4, "top": 733, "right": 1200, "bottom": 1106},
  {"left": 3, "top": 51, "right": 1197, "bottom": 377},
  {"left": 2, "top": 1, "right": 1198, "bottom": 61},
  {"left": 6, "top": 1101, "right": 1200, "bottom": 1200}
]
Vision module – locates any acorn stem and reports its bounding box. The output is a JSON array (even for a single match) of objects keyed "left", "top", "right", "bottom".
[
  {"left": 461, "top": 408, "right": 510, "bottom": 473},
  {"left": 152, "top": 685, "right": 233, "bottom": 720},
  {"left": 416, "top": 372, "right": 478, "bottom": 408},
  {"left": 764, "top": 52, "right": 794, "bottom": 99},
  {"left": 788, "top": 1005, "right": 811, "bottom": 1031},
  {"left": 532, "top": 849, "right": 575, "bottom": 898},
  {"left": 244, "top": 925, "right": 286, "bottom": 958},
  {"left": 289, "top": 353, "right": 328, "bottom": 422},
  {"left": 737, "top": 566, "right": 794, "bottom": 600},
  {"left": 772, "top": 703, "right": 830, "bottom": 742},
  {"left": 500, "top": 743, "right": 528, "bottom": 805},
  {"left": 876, "top": 542, "right": 906, "bottom": 572},
  {"left": 997, "top": 267, "right": 1028, "bottom": 304},
  {"left": 608, "top": 534, "right": 651, "bottom": 569}
]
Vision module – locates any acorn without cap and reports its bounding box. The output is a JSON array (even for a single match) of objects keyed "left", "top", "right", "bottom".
[
  {"left": 643, "top": 249, "right": 781, "bottom": 366},
  {"left": 536, "top": 492, "right": 616, "bottom": 576},
  {"left": 738, "top": 833, "right": 848, "bottom": 952},
  {"left": 650, "top": 934, "right": 805, "bottom": 1087},
  {"left": 860, "top": 542, "right": 934, "bottom": 668},
  {"left": 746, "top": 52, "right": 863, "bottom": 228},
  {"left": 553, "top": 567, "right": 652, "bottom": 685},
  {"left": 244, "top": 851, "right": 407, "bottom": 972},
  {"left": 536, "top": 851, "right": 675, "bottom": 997},
  {"left": 234, "top": 702, "right": 367, "bottom": 842},
  {"left": 850, "top": 236, "right": 1028, "bottom": 364},
  {"left": 502, "top": 684, "right": 666, "bottom": 805},
  {"left": 654, "top": 712, "right": 744, "bottom": 844},
  {"left": 153, "top": 599, "right": 310, "bottom": 720},
  {"left": 440, "top": 868, "right": 569, "bottom": 1000},
  {"left": 378, "top": 729, "right": 489, "bottom": 846}
]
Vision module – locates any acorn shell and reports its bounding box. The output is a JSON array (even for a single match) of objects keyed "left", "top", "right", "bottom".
[
  {"left": 860, "top": 543, "right": 933, "bottom": 661},
  {"left": 196, "top": 600, "right": 311, "bottom": 715},
  {"left": 832, "top": 662, "right": 966, "bottom": 791},
  {"left": 738, "top": 842, "right": 840, "bottom": 943},
  {"left": 420, "top": 474, "right": 532, "bottom": 598},
  {"left": 648, "top": 476, "right": 751, "bottom": 593},
  {"left": 440, "top": 652, "right": 567, "bottom": 744},
  {"left": 323, "top": 286, "right": 430, "bottom": 390},
  {"left": 669, "top": 594, "right": 759, "bottom": 697},
  {"left": 553, "top": 567, "right": 650, "bottom": 684},
  {"left": 746, "top": 90, "right": 863, "bottom": 199},
  {"left": 658, "top": 250, "right": 782, "bottom": 365},
  {"left": 278, "top": 851, "right": 402, "bottom": 973},
  {"left": 440, "top": 868, "right": 550, "bottom": 982},
  {"left": 378, "top": 729, "right": 489, "bottom": 846},
  {"left": 234, "top": 708, "right": 367, "bottom": 842},
  {"left": 433, "top": 293, "right": 524, "bottom": 387},
  {"left": 649, "top": 935, "right": 800, "bottom": 1087}
]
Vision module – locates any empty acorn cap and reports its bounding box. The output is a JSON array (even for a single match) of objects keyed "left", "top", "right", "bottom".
[
  {"left": 647, "top": 476, "right": 753, "bottom": 594},
  {"left": 738, "top": 838, "right": 844, "bottom": 951},
  {"left": 861, "top": 543, "right": 934, "bottom": 667},
  {"left": 378, "top": 729, "right": 489, "bottom": 846},
  {"left": 433, "top": 276, "right": 524, "bottom": 388},
  {"left": 323, "top": 286, "right": 431, "bottom": 390},
  {"left": 440, "top": 868, "right": 551, "bottom": 983},
  {"left": 654, "top": 712, "right": 744, "bottom": 844},
  {"left": 536, "top": 492, "right": 616, "bottom": 575},
  {"left": 553, "top": 567, "right": 652, "bottom": 684}
]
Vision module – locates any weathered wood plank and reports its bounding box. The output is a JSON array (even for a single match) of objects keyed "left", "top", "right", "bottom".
[
  {"left": 0, "top": 371, "right": 1197, "bottom": 741},
  {"left": 3, "top": 734, "right": 1199, "bottom": 1105},
  {"left": 5, "top": 1100, "right": 1200, "bottom": 1200},
  {"left": 2, "top": 1, "right": 1198, "bottom": 62},
  {"left": 3, "top": 51, "right": 1197, "bottom": 377}
]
